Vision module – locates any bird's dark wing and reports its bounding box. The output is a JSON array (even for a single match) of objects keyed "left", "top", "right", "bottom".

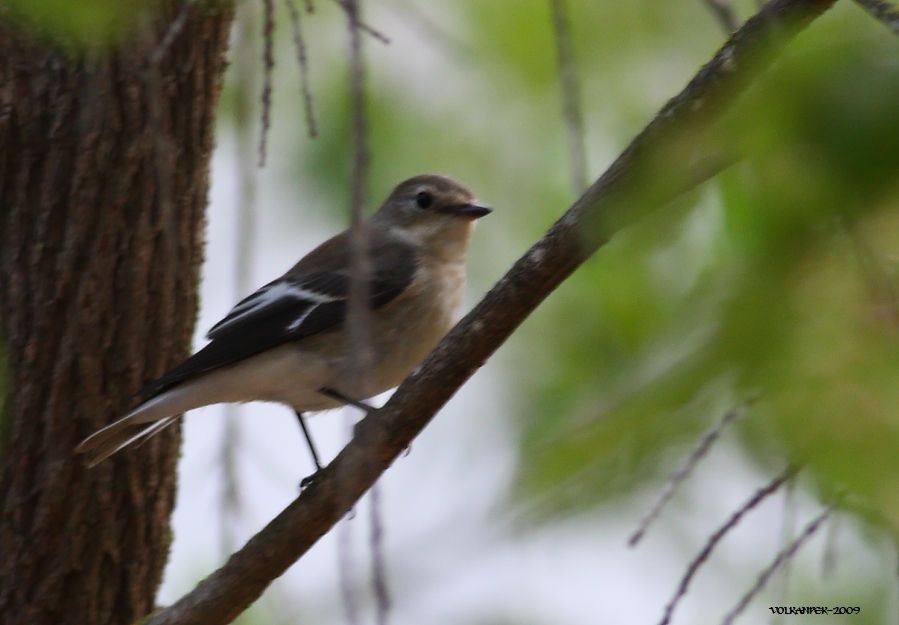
[
  {"left": 204, "top": 271, "right": 347, "bottom": 340},
  {"left": 140, "top": 229, "right": 418, "bottom": 400}
]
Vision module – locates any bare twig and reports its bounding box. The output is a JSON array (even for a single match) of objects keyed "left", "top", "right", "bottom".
[
  {"left": 721, "top": 508, "right": 832, "bottom": 625},
  {"left": 342, "top": 3, "right": 381, "bottom": 624},
  {"left": 144, "top": 3, "right": 838, "bottom": 623},
  {"left": 219, "top": 415, "right": 241, "bottom": 555},
  {"left": 370, "top": 483, "right": 391, "bottom": 625},
  {"left": 657, "top": 466, "right": 798, "bottom": 625},
  {"left": 702, "top": 0, "right": 741, "bottom": 34},
  {"left": 771, "top": 478, "right": 797, "bottom": 625},
  {"left": 820, "top": 512, "right": 840, "bottom": 578},
  {"left": 388, "top": 0, "right": 473, "bottom": 62},
  {"left": 549, "top": 0, "right": 589, "bottom": 195},
  {"left": 347, "top": 0, "right": 391, "bottom": 618},
  {"left": 337, "top": 518, "right": 361, "bottom": 625},
  {"left": 629, "top": 401, "right": 753, "bottom": 547},
  {"left": 285, "top": 0, "right": 319, "bottom": 138},
  {"left": 331, "top": 0, "right": 390, "bottom": 44},
  {"left": 233, "top": 3, "right": 259, "bottom": 265},
  {"left": 345, "top": 0, "right": 370, "bottom": 369},
  {"left": 853, "top": 0, "right": 899, "bottom": 36},
  {"left": 220, "top": 0, "right": 259, "bottom": 555},
  {"left": 150, "top": 1, "right": 193, "bottom": 64},
  {"left": 258, "top": 0, "right": 275, "bottom": 167}
]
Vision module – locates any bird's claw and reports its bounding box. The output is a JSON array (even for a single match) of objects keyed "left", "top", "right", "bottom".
[{"left": 299, "top": 469, "right": 323, "bottom": 491}]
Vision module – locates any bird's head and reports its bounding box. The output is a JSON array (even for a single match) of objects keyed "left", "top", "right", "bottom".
[{"left": 373, "top": 174, "right": 491, "bottom": 258}]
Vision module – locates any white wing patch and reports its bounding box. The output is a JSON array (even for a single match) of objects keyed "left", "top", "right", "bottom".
[
  {"left": 287, "top": 305, "right": 317, "bottom": 332},
  {"left": 210, "top": 280, "right": 341, "bottom": 337}
]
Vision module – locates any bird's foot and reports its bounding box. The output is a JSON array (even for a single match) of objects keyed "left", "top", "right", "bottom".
[{"left": 299, "top": 468, "right": 323, "bottom": 491}]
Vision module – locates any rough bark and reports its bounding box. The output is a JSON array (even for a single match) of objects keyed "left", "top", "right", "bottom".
[
  {"left": 0, "top": 3, "right": 233, "bottom": 624},
  {"left": 146, "top": 1, "right": 837, "bottom": 624}
]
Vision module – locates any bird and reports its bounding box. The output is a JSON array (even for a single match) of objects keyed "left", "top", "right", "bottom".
[{"left": 76, "top": 174, "right": 491, "bottom": 474}]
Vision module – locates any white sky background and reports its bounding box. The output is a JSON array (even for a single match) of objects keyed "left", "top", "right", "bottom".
[{"left": 155, "top": 4, "right": 898, "bottom": 624}]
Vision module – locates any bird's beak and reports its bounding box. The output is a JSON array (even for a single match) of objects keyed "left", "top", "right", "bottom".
[{"left": 446, "top": 202, "right": 492, "bottom": 219}]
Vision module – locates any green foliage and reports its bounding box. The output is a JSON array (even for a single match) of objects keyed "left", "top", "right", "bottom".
[
  {"left": 245, "top": 0, "right": 899, "bottom": 536},
  {"left": 5, "top": 0, "right": 151, "bottom": 46},
  {"left": 3, "top": 0, "right": 228, "bottom": 48},
  {"left": 787, "top": 558, "right": 897, "bottom": 625},
  {"left": 513, "top": 21, "right": 899, "bottom": 532}
]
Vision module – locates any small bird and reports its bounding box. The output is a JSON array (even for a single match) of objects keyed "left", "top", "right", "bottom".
[{"left": 76, "top": 174, "right": 490, "bottom": 471}]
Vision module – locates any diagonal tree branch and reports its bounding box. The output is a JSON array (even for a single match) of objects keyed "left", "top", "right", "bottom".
[{"left": 145, "top": 1, "right": 837, "bottom": 623}]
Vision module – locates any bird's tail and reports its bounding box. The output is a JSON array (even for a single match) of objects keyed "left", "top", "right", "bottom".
[{"left": 75, "top": 388, "right": 192, "bottom": 466}]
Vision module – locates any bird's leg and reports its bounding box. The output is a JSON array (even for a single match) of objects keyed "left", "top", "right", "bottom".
[
  {"left": 320, "top": 387, "right": 385, "bottom": 443},
  {"left": 319, "top": 387, "right": 377, "bottom": 415},
  {"left": 295, "top": 410, "right": 323, "bottom": 489}
]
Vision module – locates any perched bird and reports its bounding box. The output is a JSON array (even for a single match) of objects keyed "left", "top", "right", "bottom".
[{"left": 76, "top": 174, "right": 490, "bottom": 472}]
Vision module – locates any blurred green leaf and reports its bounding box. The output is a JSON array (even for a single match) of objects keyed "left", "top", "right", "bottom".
[
  {"left": 514, "top": 21, "right": 899, "bottom": 532},
  {"left": 4, "top": 0, "right": 158, "bottom": 46}
]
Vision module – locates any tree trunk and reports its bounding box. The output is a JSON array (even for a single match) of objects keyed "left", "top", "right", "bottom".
[{"left": 0, "top": 4, "right": 233, "bottom": 624}]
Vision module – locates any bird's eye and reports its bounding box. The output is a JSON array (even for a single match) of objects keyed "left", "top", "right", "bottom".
[{"left": 415, "top": 191, "right": 433, "bottom": 209}]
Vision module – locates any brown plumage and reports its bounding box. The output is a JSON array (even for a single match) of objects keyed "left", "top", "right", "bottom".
[{"left": 76, "top": 174, "right": 490, "bottom": 466}]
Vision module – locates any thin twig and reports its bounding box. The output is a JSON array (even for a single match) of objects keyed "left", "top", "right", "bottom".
[
  {"left": 370, "top": 483, "right": 391, "bottom": 625},
  {"left": 345, "top": 0, "right": 371, "bottom": 375},
  {"left": 853, "top": 0, "right": 899, "bottom": 36},
  {"left": 630, "top": 400, "right": 753, "bottom": 547},
  {"left": 285, "top": 0, "right": 318, "bottom": 138},
  {"left": 337, "top": 518, "right": 361, "bottom": 625},
  {"left": 388, "top": 0, "right": 473, "bottom": 62},
  {"left": 701, "top": 0, "right": 741, "bottom": 34},
  {"left": 771, "top": 478, "right": 797, "bottom": 625},
  {"left": 548, "top": 0, "right": 589, "bottom": 196},
  {"left": 657, "top": 466, "right": 798, "bottom": 625},
  {"left": 343, "top": 4, "right": 379, "bottom": 624},
  {"left": 144, "top": 3, "right": 839, "bottom": 623},
  {"left": 820, "top": 512, "right": 840, "bottom": 578},
  {"left": 149, "top": 1, "right": 193, "bottom": 64},
  {"left": 258, "top": 0, "right": 275, "bottom": 167},
  {"left": 219, "top": 415, "right": 241, "bottom": 555},
  {"left": 346, "top": 0, "right": 392, "bottom": 613},
  {"left": 220, "top": 0, "right": 259, "bottom": 555},
  {"left": 331, "top": 0, "right": 390, "bottom": 44},
  {"left": 337, "top": 408, "right": 361, "bottom": 625},
  {"left": 721, "top": 508, "right": 832, "bottom": 625}
]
